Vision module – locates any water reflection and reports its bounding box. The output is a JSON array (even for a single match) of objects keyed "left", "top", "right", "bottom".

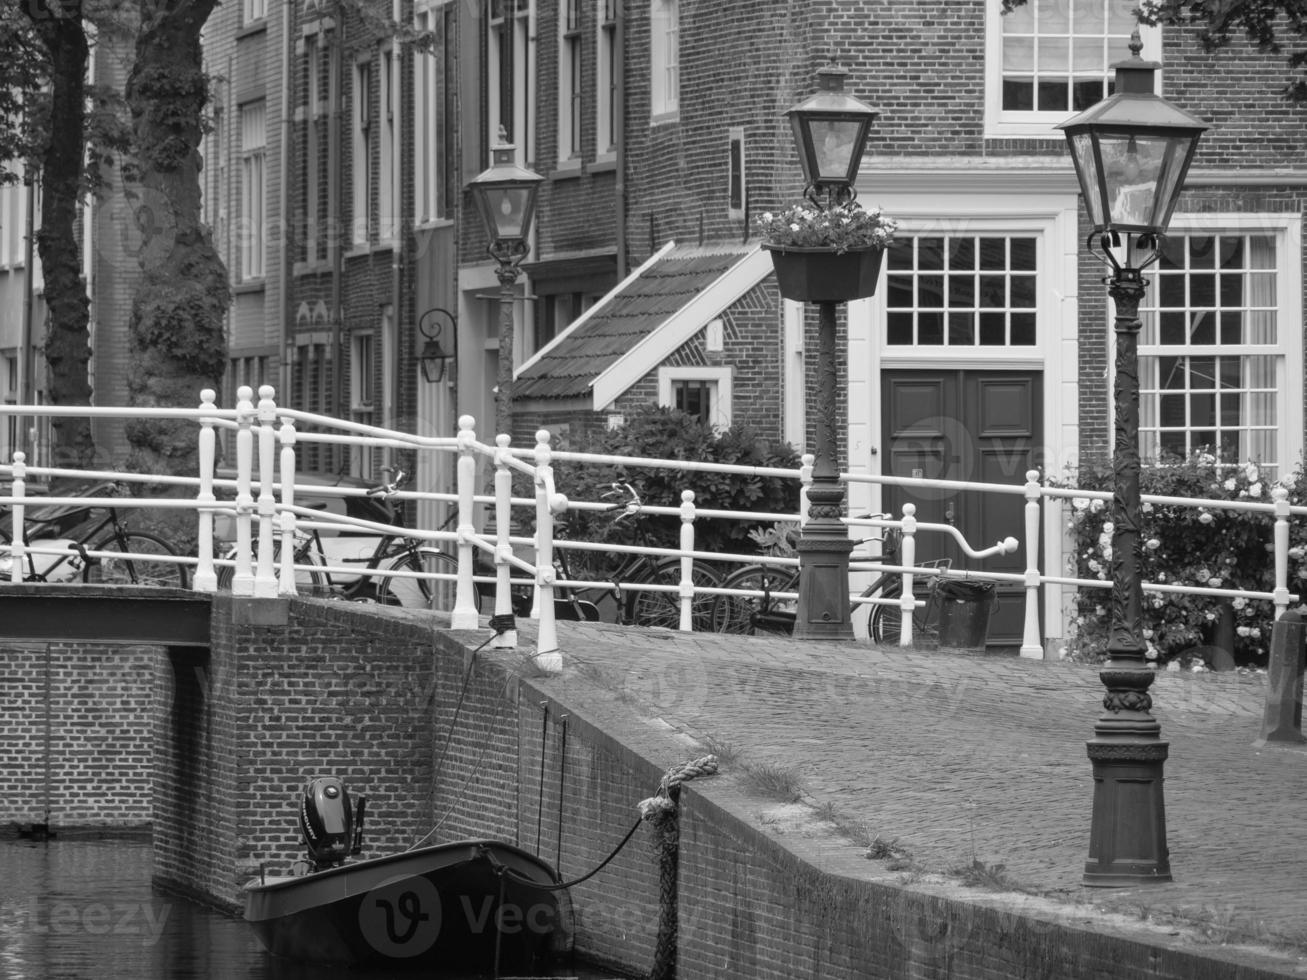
[{"left": 0, "top": 837, "right": 627, "bottom": 980}]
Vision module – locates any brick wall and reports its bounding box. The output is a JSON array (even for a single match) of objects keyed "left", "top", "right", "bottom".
[{"left": 1, "top": 643, "right": 157, "bottom": 829}]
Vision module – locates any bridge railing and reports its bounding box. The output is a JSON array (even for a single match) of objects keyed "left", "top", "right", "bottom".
[{"left": 0, "top": 386, "right": 1300, "bottom": 671}]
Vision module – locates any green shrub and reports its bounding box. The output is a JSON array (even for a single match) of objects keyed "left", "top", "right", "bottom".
[
  {"left": 1056, "top": 452, "right": 1307, "bottom": 667},
  {"left": 550, "top": 405, "right": 801, "bottom": 557}
]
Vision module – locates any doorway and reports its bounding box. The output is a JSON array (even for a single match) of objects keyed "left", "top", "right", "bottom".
[{"left": 881, "top": 369, "right": 1041, "bottom": 645}]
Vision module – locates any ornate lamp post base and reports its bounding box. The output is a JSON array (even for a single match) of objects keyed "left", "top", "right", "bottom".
[{"left": 1085, "top": 739, "right": 1171, "bottom": 884}]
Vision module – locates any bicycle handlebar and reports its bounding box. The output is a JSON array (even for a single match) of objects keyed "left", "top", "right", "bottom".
[
  {"left": 367, "top": 470, "right": 408, "bottom": 498},
  {"left": 600, "top": 482, "right": 642, "bottom": 522}
]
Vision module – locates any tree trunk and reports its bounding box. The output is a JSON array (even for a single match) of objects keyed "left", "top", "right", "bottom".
[
  {"left": 26, "top": 3, "right": 95, "bottom": 469},
  {"left": 124, "top": 0, "right": 228, "bottom": 476}
]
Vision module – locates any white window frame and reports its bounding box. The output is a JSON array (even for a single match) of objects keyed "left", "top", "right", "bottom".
[
  {"left": 239, "top": 100, "right": 267, "bottom": 281},
  {"left": 378, "top": 46, "right": 397, "bottom": 241},
  {"left": 595, "top": 0, "right": 617, "bottom": 160},
  {"left": 1134, "top": 213, "right": 1303, "bottom": 476},
  {"left": 658, "top": 366, "right": 732, "bottom": 429},
  {"left": 488, "top": 0, "right": 534, "bottom": 164},
  {"left": 352, "top": 57, "right": 372, "bottom": 246},
  {"left": 414, "top": 2, "right": 449, "bottom": 225},
  {"left": 558, "top": 0, "right": 583, "bottom": 166},
  {"left": 305, "top": 34, "right": 324, "bottom": 264},
  {"left": 244, "top": 0, "right": 267, "bottom": 24},
  {"left": 650, "top": 0, "right": 679, "bottom": 122},
  {"left": 984, "top": 0, "right": 1159, "bottom": 139}
]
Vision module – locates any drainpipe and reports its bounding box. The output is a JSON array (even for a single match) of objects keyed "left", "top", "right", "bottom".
[
  {"left": 390, "top": 0, "right": 402, "bottom": 466},
  {"left": 329, "top": 19, "right": 343, "bottom": 471},
  {"left": 279, "top": 1, "right": 293, "bottom": 401},
  {"left": 614, "top": 1, "right": 626, "bottom": 276},
  {"left": 20, "top": 175, "right": 35, "bottom": 452}
]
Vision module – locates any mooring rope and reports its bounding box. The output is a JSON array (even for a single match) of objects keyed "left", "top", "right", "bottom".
[{"left": 638, "top": 755, "right": 718, "bottom": 980}]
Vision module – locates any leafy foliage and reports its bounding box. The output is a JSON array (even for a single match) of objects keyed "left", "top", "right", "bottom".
[
  {"left": 550, "top": 405, "right": 802, "bottom": 557},
  {"left": 1055, "top": 452, "right": 1307, "bottom": 667}
]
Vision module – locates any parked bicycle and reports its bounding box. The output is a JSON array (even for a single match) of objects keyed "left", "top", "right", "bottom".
[
  {"left": 709, "top": 517, "right": 952, "bottom": 644},
  {"left": 217, "top": 470, "right": 449, "bottom": 607},
  {"left": 0, "top": 479, "right": 188, "bottom": 588}
]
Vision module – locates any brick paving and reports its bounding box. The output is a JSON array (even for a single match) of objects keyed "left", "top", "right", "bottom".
[{"left": 542, "top": 620, "right": 1307, "bottom": 969}]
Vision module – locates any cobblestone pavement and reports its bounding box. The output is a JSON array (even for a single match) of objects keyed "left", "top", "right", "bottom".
[{"left": 546, "top": 620, "right": 1307, "bottom": 964}]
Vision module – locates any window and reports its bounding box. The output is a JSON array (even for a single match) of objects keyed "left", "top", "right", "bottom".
[
  {"left": 352, "top": 59, "right": 372, "bottom": 245},
  {"left": 488, "top": 0, "right": 533, "bottom": 161},
  {"left": 239, "top": 101, "right": 267, "bottom": 280},
  {"left": 350, "top": 332, "right": 376, "bottom": 479},
  {"left": 224, "top": 355, "right": 269, "bottom": 417},
  {"left": 244, "top": 0, "right": 267, "bottom": 23},
  {"left": 3, "top": 351, "right": 17, "bottom": 462},
  {"left": 986, "top": 0, "right": 1158, "bottom": 137},
  {"left": 596, "top": 0, "right": 618, "bottom": 157},
  {"left": 0, "top": 159, "right": 27, "bottom": 269},
  {"left": 658, "top": 367, "right": 732, "bottom": 429},
  {"left": 1139, "top": 224, "right": 1301, "bottom": 476},
  {"left": 378, "top": 48, "right": 396, "bottom": 241},
  {"left": 885, "top": 235, "right": 1038, "bottom": 347},
  {"left": 415, "top": 2, "right": 453, "bottom": 224},
  {"left": 304, "top": 35, "right": 326, "bottom": 263},
  {"left": 650, "top": 0, "right": 679, "bottom": 119},
  {"left": 727, "top": 127, "right": 745, "bottom": 219},
  {"left": 559, "top": 0, "right": 583, "bottom": 163}
]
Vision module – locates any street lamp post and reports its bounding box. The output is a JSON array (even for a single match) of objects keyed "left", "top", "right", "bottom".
[
  {"left": 468, "top": 137, "right": 544, "bottom": 439},
  {"left": 779, "top": 66, "right": 880, "bottom": 641},
  {"left": 1057, "top": 34, "right": 1208, "bottom": 886}
]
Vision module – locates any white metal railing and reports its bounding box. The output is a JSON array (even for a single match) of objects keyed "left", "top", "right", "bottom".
[{"left": 0, "top": 386, "right": 1300, "bottom": 672}]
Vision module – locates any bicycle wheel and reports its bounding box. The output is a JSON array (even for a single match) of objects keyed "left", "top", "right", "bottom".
[
  {"left": 84, "top": 531, "right": 188, "bottom": 589},
  {"left": 624, "top": 557, "right": 723, "bottom": 631},
  {"left": 869, "top": 586, "right": 905, "bottom": 646},
  {"left": 374, "top": 550, "right": 443, "bottom": 609},
  {"left": 710, "top": 565, "right": 799, "bottom": 635},
  {"left": 871, "top": 585, "right": 943, "bottom": 646},
  {"left": 215, "top": 539, "right": 329, "bottom": 594}
]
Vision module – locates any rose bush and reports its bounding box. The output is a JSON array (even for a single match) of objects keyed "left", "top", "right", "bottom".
[{"left": 1056, "top": 452, "right": 1307, "bottom": 668}]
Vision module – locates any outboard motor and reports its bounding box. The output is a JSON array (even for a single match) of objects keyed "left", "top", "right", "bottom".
[{"left": 298, "top": 776, "right": 355, "bottom": 871}]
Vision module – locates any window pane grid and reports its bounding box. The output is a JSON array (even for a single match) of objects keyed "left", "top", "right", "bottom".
[
  {"left": 1002, "top": 0, "right": 1135, "bottom": 112},
  {"left": 1140, "top": 231, "right": 1282, "bottom": 472},
  {"left": 885, "top": 235, "right": 1038, "bottom": 347}
]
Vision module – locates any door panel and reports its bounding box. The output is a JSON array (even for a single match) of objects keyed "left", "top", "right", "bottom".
[{"left": 882, "top": 370, "right": 1041, "bottom": 646}]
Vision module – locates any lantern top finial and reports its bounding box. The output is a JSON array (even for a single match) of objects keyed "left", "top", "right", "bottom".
[
  {"left": 1113, "top": 28, "right": 1161, "bottom": 95},
  {"left": 815, "top": 64, "right": 848, "bottom": 93}
]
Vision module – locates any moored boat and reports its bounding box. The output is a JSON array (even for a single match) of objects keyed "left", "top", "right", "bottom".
[{"left": 244, "top": 776, "right": 573, "bottom": 973}]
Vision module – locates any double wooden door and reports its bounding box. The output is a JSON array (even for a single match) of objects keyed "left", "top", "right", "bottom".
[{"left": 880, "top": 370, "right": 1042, "bottom": 646}]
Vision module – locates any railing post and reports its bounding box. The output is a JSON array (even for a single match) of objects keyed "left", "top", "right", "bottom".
[
  {"left": 254, "top": 385, "right": 279, "bottom": 598},
  {"left": 192, "top": 390, "right": 219, "bottom": 592},
  {"left": 533, "top": 429, "right": 561, "bottom": 673},
  {"left": 277, "top": 417, "right": 299, "bottom": 596},
  {"left": 1273, "top": 486, "right": 1291, "bottom": 621},
  {"left": 10, "top": 451, "right": 25, "bottom": 583},
  {"left": 678, "top": 490, "right": 697, "bottom": 631},
  {"left": 493, "top": 434, "right": 517, "bottom": 648},
  {"left": 451, "top": 416, "right": 480, "bottom": 629},
  {"left": 899, "top": 503, "right": 917, "bottom": 646},
  {"left": 232, "top": 386, "right": 256, "bottom": 596},
  {"left": 798, "top": 453, "right": 814, "bottom": 526},
  {"left": 1020, "top": 469, "right": 1044, "bottom": 658}
]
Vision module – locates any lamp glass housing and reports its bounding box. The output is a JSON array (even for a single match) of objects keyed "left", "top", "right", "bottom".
[
  {"left": 419, "top": 340, "right": 450, "bottom": 383},
  {"left": 784, "top": 67, "right": 879, "bottom": 193},
  {"left": 468, "top": 142, "right": 544, "bottom": 245},
  {"left": 1065, "top": 126, "right": 1202, "bottom": 234}
]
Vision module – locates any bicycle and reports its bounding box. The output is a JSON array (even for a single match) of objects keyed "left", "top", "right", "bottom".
[
  {"left": 217, "top": 470, "right": 451, "bottom": 608},
  {"left": 0, "top": 479, "right": 188, "bottom": 588},
  {"left": 709, "top": 518, "right": 952, "bottom": 644},
  {"left": 551, "top": 483, "right": 725, "bottom": 631}
]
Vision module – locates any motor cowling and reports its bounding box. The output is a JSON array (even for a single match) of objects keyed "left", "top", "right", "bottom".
[{"left": 298, "top": 776, "right": 354, "bottom": 871}]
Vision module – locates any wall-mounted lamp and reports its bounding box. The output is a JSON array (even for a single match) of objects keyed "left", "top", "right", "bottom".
[{"left": 418, "top": 307, "right": 456, "bottom": 384}]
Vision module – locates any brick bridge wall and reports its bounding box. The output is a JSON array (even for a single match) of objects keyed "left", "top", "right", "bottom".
[{"left": 1, "top": 642, "right": 157, "bottom": 829}]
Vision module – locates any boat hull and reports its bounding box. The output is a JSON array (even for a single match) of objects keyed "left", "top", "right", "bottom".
[{"left": 244, "top": 840, "right": 571, "bottom": 972}]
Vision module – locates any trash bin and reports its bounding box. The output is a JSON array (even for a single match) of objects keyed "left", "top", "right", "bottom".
[{"left": 937, "top": 579, "right": 996, "bottom": 649}]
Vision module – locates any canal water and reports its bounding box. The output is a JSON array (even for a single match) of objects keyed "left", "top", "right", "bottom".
[{"left": 0, "top": 835, "right": 631, "bottom": 980}]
